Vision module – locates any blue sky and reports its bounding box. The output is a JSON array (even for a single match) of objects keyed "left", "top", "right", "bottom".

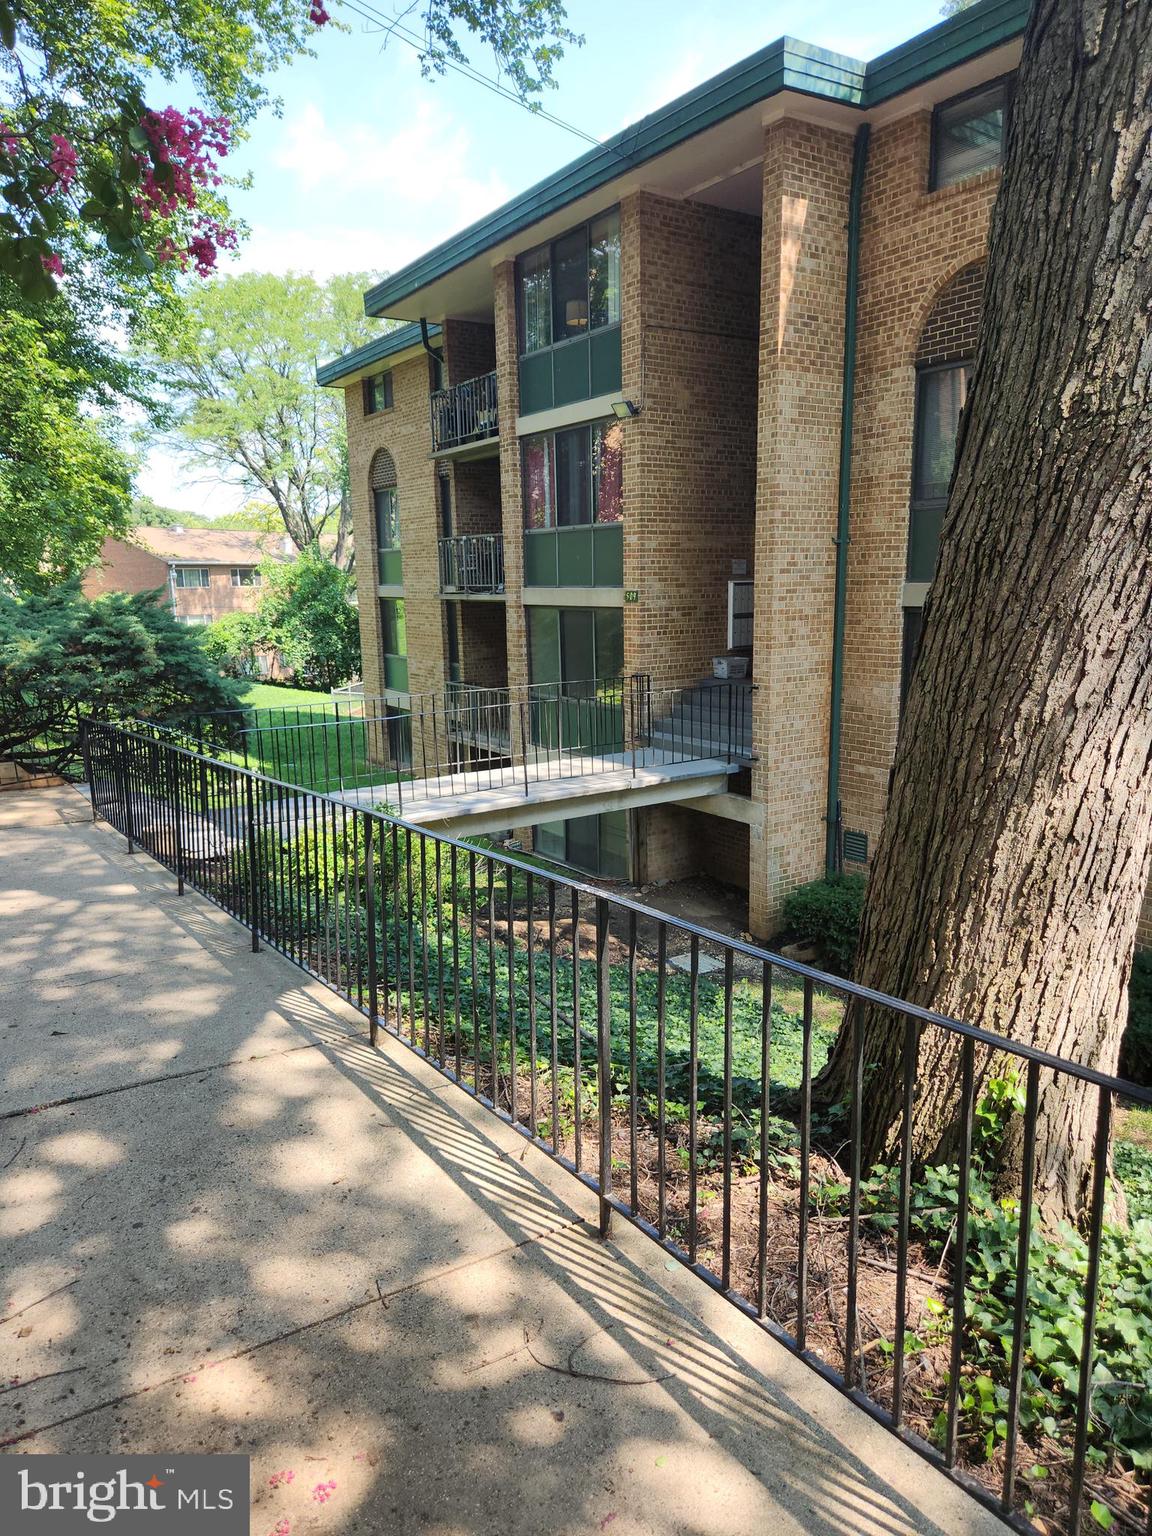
[{"left": 139, "top": 0, "right": 949, "bottom": 516}]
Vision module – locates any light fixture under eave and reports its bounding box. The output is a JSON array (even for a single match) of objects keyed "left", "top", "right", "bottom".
[{"left": 610, "top": 399, "right": 641, "bottom": 420}]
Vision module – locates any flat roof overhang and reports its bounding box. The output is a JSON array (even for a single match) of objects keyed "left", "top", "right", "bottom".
[
  {"left": 316, "top": 320, "right": 441, "bottom": 389},
  {"left": 358, "top": 0, "right": 1027, "bottom": 326}
]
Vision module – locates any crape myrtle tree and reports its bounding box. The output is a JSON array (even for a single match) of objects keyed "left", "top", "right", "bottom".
[
  {"left": 816, "top": 0, "right": 1152, "bottom": 1224},
  {"left": 0, "top": 0, "right": 579, "bottom": 298}
]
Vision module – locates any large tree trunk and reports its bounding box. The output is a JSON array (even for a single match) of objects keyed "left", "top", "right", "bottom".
[{"left": 816, "top": 0, "right": 1152, "bottom": 1223}]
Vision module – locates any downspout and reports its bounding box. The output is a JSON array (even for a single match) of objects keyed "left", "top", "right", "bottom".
[
  {"left": 825, "top": 123, "right": 870, "bottom": 878},
  {"left": 419, "top": 316, "right": 443, "bottom": 364}
]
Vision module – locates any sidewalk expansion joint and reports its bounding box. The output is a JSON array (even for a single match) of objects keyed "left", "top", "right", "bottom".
[
  {"left": 0, "top": 1040, "right": 333, "bottom": 1121},
  {"left": 0, "top": 1216, "right": 588, "bottom": 1448}
]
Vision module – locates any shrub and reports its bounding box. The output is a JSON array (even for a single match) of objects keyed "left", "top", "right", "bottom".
[
  {"left": 780, "top": 874, "right": 866, "bottom": 975},
  {"left": 201, "top": 611, "right": 263, "bottom": 678},
  {"left": 1121, "top": 950, "right": 1152, "bottom": 1086}
]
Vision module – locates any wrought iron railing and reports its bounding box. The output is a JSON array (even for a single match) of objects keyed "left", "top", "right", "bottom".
[
  {"left": 430, "top": 369, "right": 498, "bottom": 453},
  {"left": 83, "top": 718, "right": 1152, "bottom": 1536},
  {"left": 438, "top": 533, "right": 505, "bottom": 594},
  {"left": 152, "top": 676, "right": 755, "bottom": 814}
]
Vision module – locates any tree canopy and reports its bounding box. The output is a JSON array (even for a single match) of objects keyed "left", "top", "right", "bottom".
[
  {"left": 147, "top": 270, "right": 377, "bottom": 561},
  {"left": 254, "top": 545, "right": 359, "bottom": 690},
  {"left": 0, "top": 583, "right": 241, "bottom": 772}
]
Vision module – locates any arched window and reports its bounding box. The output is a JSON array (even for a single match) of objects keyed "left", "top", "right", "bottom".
[
  {"left": 902, "top": 262, "right": 985, "bottom": 705},
  {"left": 370, "top": 449, "right": 400, "bottom": 585},
  {"left": 908, "top": 262, "right": 985, "bottom": 586}
]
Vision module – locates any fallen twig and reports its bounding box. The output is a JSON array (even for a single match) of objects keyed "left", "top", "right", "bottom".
[
  {"left": 523, "top": 1326, "right": 674, "bottom": 1387},
  {"left": 1, "top": 1276, "right": 80, "bottom": 1328}
]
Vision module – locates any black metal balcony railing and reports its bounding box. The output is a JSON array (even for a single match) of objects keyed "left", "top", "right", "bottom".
[
  {"left": 438, "top": 533, "right": 505, "bottom": 595},
  {"left": 83, "top": 717, "right": 1152, "bottom": 1536},
  {"left": 430, "top": 369, "right": 498, "bottom": 453}
]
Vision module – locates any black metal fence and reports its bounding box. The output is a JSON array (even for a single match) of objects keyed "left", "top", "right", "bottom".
[{"left": 84, "top": 718, "right": 1152, "bottom": 1535}]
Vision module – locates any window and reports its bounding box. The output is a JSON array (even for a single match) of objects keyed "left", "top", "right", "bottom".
[
  {"left": 517, "top": 209, "right": 620, "bottom": 355},
  {"left": 931, "top": 76, "right": 1012, "bottom": 190},
  {"left": 907, "top": 361, "right": 969, "bottom": 583},
  {"left": 177, "top": 613, "right": 211, "bottom": 625},
  {"left": 173, "top": 566, "right": 210, "bottom": 588},
  {"left": 522, "top": 421, "right": 623, "bottom": 528},
  {"left": 900, "top": 607, "right": 925, "bottom": 710},
  {"left": 527, "top": 606, "right": 623, "bottom": 691},
  {"left": 230, "top": 567, "right": 260, "bottom": 587},
  {"left": 380, "top": 597, "right": 407, "bottom": 657},
  {"left": 363, "top": 371, "right": 394, "bottom": 414},
  {"left": 535, "top": 810, "right": 628, "bottom": 878},
  {"left": 374, "top": 487, "right": 400, "bottom": 551}
]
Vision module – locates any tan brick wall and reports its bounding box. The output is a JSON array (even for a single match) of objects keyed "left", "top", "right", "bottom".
[
  {"left": 493, "top": 259, "right": 529, "bottom": 691},
  {"left": 442, "top": 319, "right": 496, "bottom": 386},
  {"left": 449, "top": 457, "right": 501, "bottom": 538},
  {"left": 838, "top": 113, "right": 999, "bottom": 858},
  {"left": 620, "top": 191, "right": 761, "bottom": 685},
  {"left": 457, "top": 601, "right": 507, "bottom": 688},
  {"left": 345, "top": 349, "right": 446, "bottom": 705},
  {"left": 1138, "top": 887, "right": 1152, "bottom": 950},
  {"left": 638, "top": 805, "right": 750, "bottom": 890},
  {"left": 747, "top": 118, "right": 855, "bottom": 937}
]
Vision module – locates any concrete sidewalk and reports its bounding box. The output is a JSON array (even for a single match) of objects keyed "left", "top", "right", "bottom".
[{"left": 0, "top": 787, "right": 1002, "bottom": 1536}]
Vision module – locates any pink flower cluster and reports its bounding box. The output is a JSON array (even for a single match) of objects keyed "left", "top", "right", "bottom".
[
  {"left": 312, "top": 1480, "right": 337, "bottom": 1505},
  {"left": 0, "top": 121, "right": 19, "bottom": 157},
  {"left": 40, "top": 251, "right": 64, "bottom": 279},
  {"left": 269, "top": 1521, "right": 291, "bottom": 1536},
  {"left": 48, "top": 134, "right": 77, "bottom": 191},
  {"left": 136, "top": 106, "right": 231, "bottom": 221},
  {"left": 267, "top": 1469, "right": 296, "bottom": 1489},
  {"left": 309, "top": 2, "right": 331, "bottom": 24}
]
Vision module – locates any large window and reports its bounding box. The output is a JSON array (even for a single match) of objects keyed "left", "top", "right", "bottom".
[
  {"left": 535, "top": 810, "right": 629, "bottom": 879},
  {"left": 230, "top": 567, "right": 260, "bottom": 587},
  {"left": 371, "top": 449, "right": 401, "bottom": 586},
  {"left": 907, "top": 361, "right": 969, "bottom": 583},
  {"left": 173, "top": 566, "right": 210, "bottom": 588},
  {"left": 517, "top": 209, "right": 620, "bottom": 356},
  {"left": 374, "top": 486, "right": 400, "bottom": 551},
  {"left": 931, "top": 76, "right": 1012, "bottom": 190},
  {"left": 522, "top": 421, "right": 623, "bottom": 529}
]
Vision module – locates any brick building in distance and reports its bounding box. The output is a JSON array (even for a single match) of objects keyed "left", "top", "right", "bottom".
[
  {"left": 317, "top": 0, "right": 1152, "bottom": 947},
  {"left": 83, "top": 527, "right": 296, "bottom": 628}
]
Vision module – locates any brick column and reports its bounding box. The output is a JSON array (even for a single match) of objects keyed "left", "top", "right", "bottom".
[
  {"left": 493, "top": 259, "right": 528, "bottom": 690},
  {"left": 747, "top": 119, "right": 854, "bottom": 937}
]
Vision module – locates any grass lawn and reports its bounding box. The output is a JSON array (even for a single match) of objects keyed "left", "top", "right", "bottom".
[{"left": 224, "top": 682, "right": 400, "bottom": 795}]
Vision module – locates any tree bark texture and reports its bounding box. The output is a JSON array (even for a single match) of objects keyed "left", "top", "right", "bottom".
[{"left": 817, "top": 0, "right": 1152, "bottom": 1223}]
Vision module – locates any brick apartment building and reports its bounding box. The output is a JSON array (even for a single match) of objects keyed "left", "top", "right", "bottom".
[
  {"left": 318, "top": 0, "right": 1152, "bottom": 946},
  {"left": 83, "top": 527, "right": 301, "bottom": 634}
]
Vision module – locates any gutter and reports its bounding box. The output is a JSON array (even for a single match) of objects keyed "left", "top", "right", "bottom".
[{"left": 825, "top": 123, "right": 870, "bottom": 877}]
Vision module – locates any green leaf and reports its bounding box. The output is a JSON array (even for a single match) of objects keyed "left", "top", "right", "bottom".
[{"left": 1090, "top": 1501, "right": 1114, "bottom": 1529}]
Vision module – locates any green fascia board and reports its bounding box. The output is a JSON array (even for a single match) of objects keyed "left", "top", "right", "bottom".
[
  {"left": 864, "top": 0, "right": 1030, "bottom": 105},
  {"left": 361, "top": 0, "right": 1028, "bottom": 320},
  {"left": 316, "top": 320, "right": 441, "bottom": 387},
  {"left": 363, "top": 38, "right": 865, "bottom": 317}
]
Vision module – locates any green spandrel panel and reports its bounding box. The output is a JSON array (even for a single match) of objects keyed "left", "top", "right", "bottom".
[
  {"left": 524, "top": 530, "right": 558, "bottom": 586},
  {"left": 555, "top": 526, "right": 594, "bottom": 586},
  {"left": 519, "top": 351, "right": 554, "bottom": 415},
  {"left": 551, "top": 336, "right": 590, "bottom": 406},
  {"left": 593, "top": 522, "right": 623, "bottom": 586},
  {"left": 384, "top": 654, "right": 409, "bottom": 692},
  {"left": 589, "top": 325, "right": 622, "bottom": 396},
  {"left": 906, "top": 506, "right": 944, "bottom": 583},
  {"left": 377, "top": 548, "right": 403, "bottom": 587}
]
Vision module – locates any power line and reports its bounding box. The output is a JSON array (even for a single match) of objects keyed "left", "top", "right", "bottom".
[{"left": 335, "top": 0, "right": 624, "bottom": 158}]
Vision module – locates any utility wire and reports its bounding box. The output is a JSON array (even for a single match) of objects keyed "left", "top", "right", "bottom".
[{"left": 335, "top": 0, "right": 628, "bottom": 159}]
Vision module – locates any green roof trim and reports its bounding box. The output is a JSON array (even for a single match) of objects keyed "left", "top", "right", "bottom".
[
  {"left": 316, "top": 320, "right": 440, "bottom": 387},
  {"left": 863, "top": 0, "right": 1029, "bottom": 104},
  {"left": 361, "top": 0, "right": 1028, "bottom": 319}
]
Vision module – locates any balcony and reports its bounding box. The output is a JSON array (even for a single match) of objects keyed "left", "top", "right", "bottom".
[
  {"left": 438, "top": 533, "right": 505, "bottom": 596},
  {"left": 430, "top": 369, "right": 498, "bottom": 454}
]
